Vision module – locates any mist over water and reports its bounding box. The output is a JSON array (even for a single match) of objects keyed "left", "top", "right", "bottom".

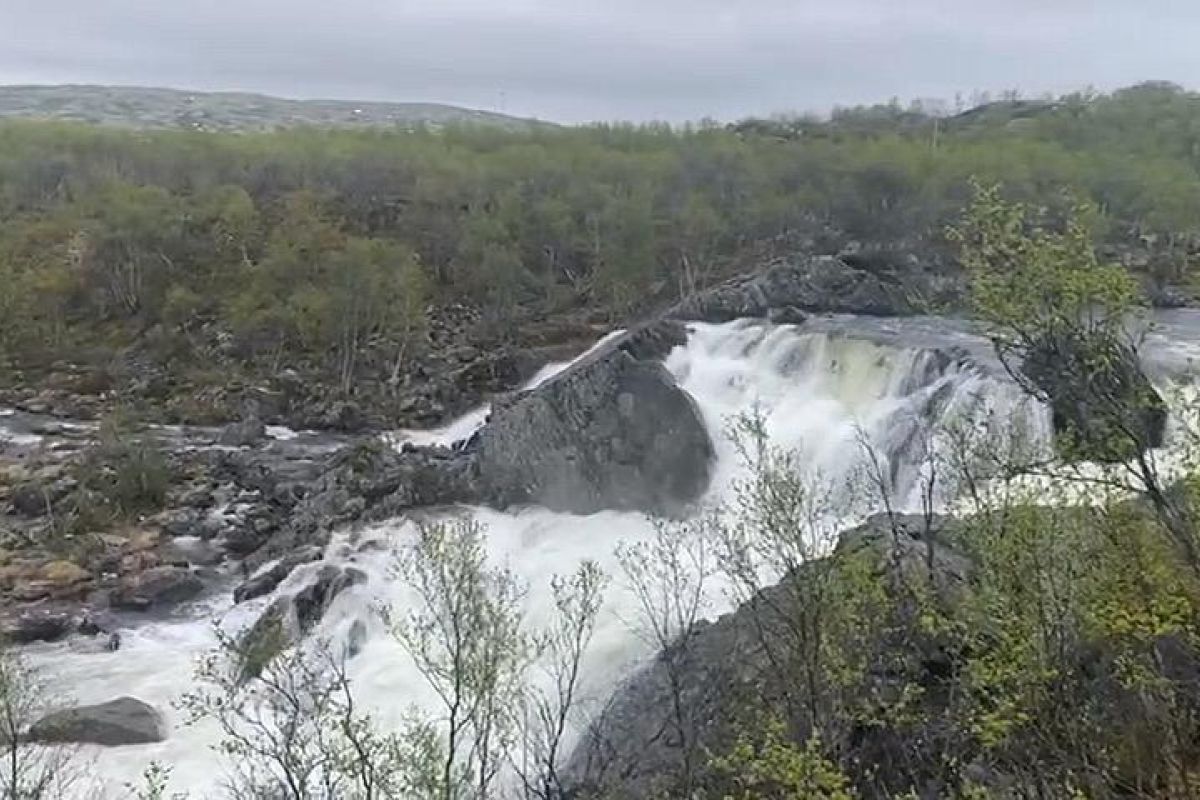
[{"left": 20, "top": 316, "right": 1158, "bottom": 797}]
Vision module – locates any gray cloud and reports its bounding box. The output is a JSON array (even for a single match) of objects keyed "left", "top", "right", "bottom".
[{"left": 2, "top": 0, "right": 1198, "bottom": 122}]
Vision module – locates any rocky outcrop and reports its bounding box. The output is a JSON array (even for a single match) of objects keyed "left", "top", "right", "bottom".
[
  {"left": 243, "top": 439, "right": 483, "bottom": 565},
  {"left": 1021, "top": 331, "right": 1167, "bottom": 461},
  {"left": 566, "top": 514, "right": 970, "bottom": 799},
  {"left": 669, "top": 254, "right": 925, "bottom": 323},
  {"left": 233, "top": 546, "right": 324, "bottom": 602},
  {"left": 229, "top": 320, "right": 712, "bottom": 594},
  {"left": 568, "top": 508, "right": 1200, "bottom": 798},
  {"left": 475, "top": 341, "right": 713, "bottom": 515},
  {"left": 108, "top": 565, "right": 204, "bottom": 611},
  {"left": 611, "top": 320, "right": 689, "bottom": 362},
  {"left": 28, "top": 696, "right": 167, "bottom": 746},
  {"left": 238, "top": 563, "right": 366, "bottom": 678}
]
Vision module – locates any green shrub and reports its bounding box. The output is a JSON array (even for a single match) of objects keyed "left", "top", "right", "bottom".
[
  {"left": 709, "top": 718, "right": 854, "bottom": 800},
  {"left": 60, "top": 413, "right": 171, "bottom": 535}
]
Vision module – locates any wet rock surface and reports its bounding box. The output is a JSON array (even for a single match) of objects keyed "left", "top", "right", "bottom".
[
  {"left": 0, "top": 415, "right": 358, "bottom": 635},
  {"left": 2, "top": 609, "right": 77, "bottom": 644},
  {"left": 233, "top": 545, "right": 323, "bottom": 602},
  {"left": 217, "top": 415, "right": 267, "bottom": 447},
  {"left": 238, "top": 563, "right": 367, "bottom": 678}
]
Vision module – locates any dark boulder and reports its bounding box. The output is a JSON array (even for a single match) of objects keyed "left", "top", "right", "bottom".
[
  {"left": 768, "top": 305, "right": 808, "bottom": 325},
  {"left": 2, "top": 610, "right": 75, "bottom": 643},
  {"left": 1021, "top": 331, "right": 1167, "bottom": 462},
  {"left": 8, "top": 477, "right": 75, "bottom": 517},
  {"left": 109, "top": 566, "right": 203, "bottom": 610},
  {"left": 291, "top": 564, "right": 365, "bottom": 631},
  {"left": 221, "top": 507, "right": 284, "bottom": 556},
  {"left": 320, "top": 401, "right": 368, "bottom": 433},
  {"left": 475, "top": 344, "right": 714, "bottom": 515},
  {"left": 8, "top": 483, "right": 49, "bottom": 517},
  {"left": 238, "top": 600, "right": 291, "bottom": 680},
  {"left": 76, "top": 614, "right": 104, "bottom": 637},
  {"left": 28, "top": 696, "right": 167, "bottom": 746}
]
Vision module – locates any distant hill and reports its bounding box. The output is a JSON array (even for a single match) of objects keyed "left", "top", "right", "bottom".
[{"left": 0, "top": 84, "right": 552, "bottom": 132}]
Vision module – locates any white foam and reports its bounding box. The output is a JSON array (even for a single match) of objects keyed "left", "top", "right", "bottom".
[
  {"left": 1, "top": 432, "right": 43, "bottom": 447},
  {"left": 265, "top": 425, "right": 299, "bottom": 441}
]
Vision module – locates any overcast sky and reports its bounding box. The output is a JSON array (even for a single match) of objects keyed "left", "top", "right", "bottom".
[{"left": 3, "top": 0, "right": 1199, "bottom": 123}]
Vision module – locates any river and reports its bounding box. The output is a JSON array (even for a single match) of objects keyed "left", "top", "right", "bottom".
[{"left": 13, "top": 311, "right": 1200, "bottom": 797}]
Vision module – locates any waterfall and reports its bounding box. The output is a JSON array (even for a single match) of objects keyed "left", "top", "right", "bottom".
[{"left": 16, "top": 317, "right": 1071, "bottom": 797}]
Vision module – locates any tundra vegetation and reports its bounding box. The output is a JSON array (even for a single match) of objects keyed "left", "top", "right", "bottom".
[{"left": 3, "top": 83, "right": 1200, "bottom": 424}]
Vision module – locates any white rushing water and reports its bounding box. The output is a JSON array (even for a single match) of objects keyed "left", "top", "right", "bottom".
[{"left": 19, "top": 316, "right": 1151, "bottom": 797}]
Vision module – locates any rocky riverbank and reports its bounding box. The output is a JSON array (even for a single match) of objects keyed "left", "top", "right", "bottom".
[
  {"left": 0, "top": 412, "right": 350, "bottom": 643},
  {"left": 0, "top": 302, "right": 612, "bottom": 433}
]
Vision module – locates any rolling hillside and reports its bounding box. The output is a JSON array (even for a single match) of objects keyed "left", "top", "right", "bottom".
[{"left": 0, "top": 84, "right": 552, "bottom": 132}]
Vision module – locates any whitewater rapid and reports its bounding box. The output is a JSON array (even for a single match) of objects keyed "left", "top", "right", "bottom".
[{"left": 25, "top": 314, "right": 1187, "bottom": 797}]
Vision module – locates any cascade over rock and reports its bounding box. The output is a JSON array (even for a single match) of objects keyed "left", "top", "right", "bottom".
[
  {"left": 233, "top": 545, "right": 323, "bottom": 602},
  {"left": 232, "top": 321, "right": 713, "bottom": 657},
  {"left": 12, "top": 307, "right": 1132, "bottom": 797},
  {"left": 238, "top": 563, "right": 366, "bottom": 679},
  {"left": 239, "top": 319, "right": 709, "bottom": 573}
]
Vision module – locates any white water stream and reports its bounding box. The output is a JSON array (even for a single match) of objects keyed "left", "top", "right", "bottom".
[{"left": 21, "top": 314, "right": 1198, "bottom": 797}]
